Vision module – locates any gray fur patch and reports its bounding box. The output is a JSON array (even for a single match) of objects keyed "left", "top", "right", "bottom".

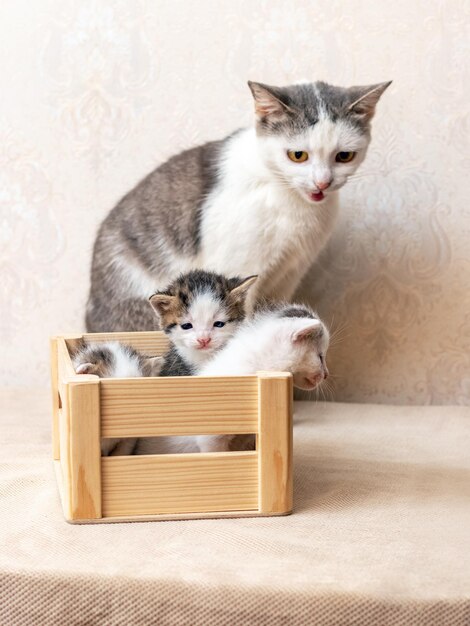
[
  {"left": 86, "top": 138, "right": 229, "bottom": 332},
  {"left": 159, "top": 345, "right": 194, "bottom": 377},
  {"left": 249, "top": 80, "right": 391, "bottom": 137}
]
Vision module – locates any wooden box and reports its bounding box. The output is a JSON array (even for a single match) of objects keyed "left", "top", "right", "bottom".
[{"left": 50, "top": 332, "right": 293, "bottom": 523}]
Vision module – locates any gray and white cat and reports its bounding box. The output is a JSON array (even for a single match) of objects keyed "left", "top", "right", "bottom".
[
  {"left": 86, "top": 79, "right": 391, "bottom": 332},
  {"left": 149, "top": 270, "right": 257, "bottom": 376}
]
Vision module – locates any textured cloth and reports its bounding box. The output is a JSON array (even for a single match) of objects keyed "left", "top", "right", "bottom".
[{"left": 1, "top": 390, "right": 470, "bottom": 625}]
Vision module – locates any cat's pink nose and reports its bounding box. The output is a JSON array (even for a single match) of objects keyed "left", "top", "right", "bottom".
[
  {"left": 316, "top": 180, "right": 331, "bottom": 191},
  {"left": 197, "top": 337, "right": 211, "bottom": 348},
  {"left": 305, "top": 373, "right": 323, "bottom": 387}
]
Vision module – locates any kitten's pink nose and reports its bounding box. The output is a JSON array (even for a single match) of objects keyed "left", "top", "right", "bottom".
[
  {"left": 197, "top": 337, "right": 211, "bottom": 348},
  {"left": 305, "top": 373, "right": 323, "bottom": 387},
  {"left": 316, "top": 180, "right": 331, "bottom": 191}
]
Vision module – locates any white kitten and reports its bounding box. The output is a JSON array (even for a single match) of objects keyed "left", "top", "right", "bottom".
[{"left": 195, "top": 304, "right": 329, "bottom": 453}]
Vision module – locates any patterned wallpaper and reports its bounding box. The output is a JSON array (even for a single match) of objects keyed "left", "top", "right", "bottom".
[{"left": 1, "top": 0, "right": 469, "bottom": 404}]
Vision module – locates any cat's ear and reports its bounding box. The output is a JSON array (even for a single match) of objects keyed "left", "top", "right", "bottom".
[
  {"left": 149, "top": 293, "right": 177, "bottom": 317},
  {"left": 347, "top": 81, "right": 392, "bottom": 119},
  {"left": 229, "top": 275, "right": 258, "bottom": 300},
  {"left": 248, "top": 81, "right": 295, "bottom": 120},
  {"left": 67, "top": 337, "right": 86, "bottom": 357},
  {"left": 291, "top": 320, "right": 324, "bottom": 343}
]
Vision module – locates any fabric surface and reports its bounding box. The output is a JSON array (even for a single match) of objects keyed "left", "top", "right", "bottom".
[
  {"left": 1, "top": 390, "right": 470, "bottom": 625},
  {"left": 1, "top": 2, "right": 470, "bottom": 405}
]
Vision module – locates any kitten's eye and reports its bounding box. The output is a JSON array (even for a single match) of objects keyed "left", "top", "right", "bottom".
[
  {"left": 287, "top": 150, "right": 309, "bottom": 163},
  {"left": 213, "top": 321, "right": 225, "bottom": 328},
  {"left": 335, "top": 151, "right": 356, "bottom": 163},
  {"left": 181, "top": 323, "right": 193, "bottom": 330}
]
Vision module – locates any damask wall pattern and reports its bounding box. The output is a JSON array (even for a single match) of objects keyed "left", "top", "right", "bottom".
[{"left": 1, "top": 0, "right": 469, "bottom": 404}]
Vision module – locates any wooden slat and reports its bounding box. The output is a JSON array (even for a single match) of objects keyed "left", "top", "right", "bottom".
[
  {"left": 102, "top": 452, "right": 258, "bottom": 517},
  {"left": 82, "top": 331, "right": 169, "bottom": 355},
  {"left": 100, "top": 376, "right": 259, "bottom": 437},
  {"left": 67, "top": 380, "right": 102, "bottom": 520},
  {"left": 55, "top": 459, "right": 287, "bottom": 523},
  {"left": 257, "top": 372, "right": 293, "bottom": 515},
  {"left": 57, "top": 336, "right": 79, "bottom": 380},
  {"left": 59, "top": 383, "right": 72, "bottom": 517},
  {"left": 50, "top": 337, "right": 60, "bottom": 460}
]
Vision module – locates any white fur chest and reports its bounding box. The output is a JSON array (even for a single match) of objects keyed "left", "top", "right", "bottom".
[{"left": 199, "top": 128, "right": 338, "bottom": 288}]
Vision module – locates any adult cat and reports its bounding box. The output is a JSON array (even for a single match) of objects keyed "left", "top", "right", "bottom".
[{"left": 86, "top": 80, "right": 390, "bottom": 332}]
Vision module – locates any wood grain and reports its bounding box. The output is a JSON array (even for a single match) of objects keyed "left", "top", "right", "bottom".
[
  {"left": 58, "top": 381, "right": 72, "bottom": 518},
  {"left": 57, "top": 336, "right": 79, "bottom": 380},
  {"left": 68, "top": 379, "right": 102, "bottom": 520},
  {"left": 257, "top": 372, "right": 293, "bottom": 515},
  {"left": 102, "top": 452, "right": 258, "bottom": 517},
  {"left": 81, "top": 331, "right": 169, "bottom": 355},
  {"left": 100, "top": 376, "right": 259, "bottom": 437}
]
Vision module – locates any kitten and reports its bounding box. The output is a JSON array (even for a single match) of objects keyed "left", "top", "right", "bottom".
[
  {"left": 71, "top": 340, "right": 163, "bottom": 456},
  {"left": 148, "top": 270, "right": 257, "bottom": 376},
  {"left": 134, "top": 270, "right": 257, "bottom": 456},
  {"left": 195, "top": 303, "right": 329, "bottom": 453},
  {"left": 86, "top": 79, "right": 391, "bottom": 332}
]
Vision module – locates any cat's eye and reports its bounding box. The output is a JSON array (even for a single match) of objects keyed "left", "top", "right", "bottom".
[
  {"left": 335, "top": 151, "right": 356, "bottom": 163},
  {"left": 213, "top": 321, "right": 225, "bottom": 328},
  {"left": 181, "top": 322, "right": 193, "bottom": 330},
  {"left": 287, "top": 150, "right": 309, "bottom": 163}
]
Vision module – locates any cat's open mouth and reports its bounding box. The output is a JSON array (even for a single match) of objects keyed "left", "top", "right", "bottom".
[{"left": 309, "top": 191, "right": 325, "bottom": 202}]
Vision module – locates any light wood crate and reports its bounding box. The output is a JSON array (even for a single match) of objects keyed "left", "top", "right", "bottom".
[{"left": 50, "top": 332, "right": 293, "bottom": 523}]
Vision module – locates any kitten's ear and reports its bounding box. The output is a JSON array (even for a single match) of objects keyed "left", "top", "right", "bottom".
[
  {"left": 76, "top": 362, "right": 96, "bottom": 375},
  {"left": 67, "top": 337, "right": 86, "bottom": 357},
  {"left": 248, "top": 81, "right": 295, "bottom": 120},
  {"left": 149, "top": 293, "right": 177, "bottom": 317},
  {"left": 229, "top": 275, "right": 258, "bottom": 300},
  {"left": 292, "top": 320, "right": 324, "bottom": 343},
  {"left": 347, "top": 81, "right": 392, "bottom": 119}
]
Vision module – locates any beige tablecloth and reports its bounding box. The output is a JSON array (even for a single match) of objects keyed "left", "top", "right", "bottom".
[{"left": 1, "top": 390, "right": 470, "bottom": 625}]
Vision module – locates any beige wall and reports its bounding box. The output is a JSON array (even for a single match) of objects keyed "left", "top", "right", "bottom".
[{"left": 1, "top": 0, "right": 469, "bottom": 403}]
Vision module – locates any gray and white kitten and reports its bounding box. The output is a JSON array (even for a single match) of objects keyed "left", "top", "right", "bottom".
[
  {"left": 134, "top": 270, "right": 257, "bottom": 456},
  {"left": 71, "top": 340, "right": 162, "bottom": 456},
  {"left": 148, "top": 269, "right": 257, "bottom": 376},
  {"left": 86, "top": 79, "right": 391, "bottom": 332}
]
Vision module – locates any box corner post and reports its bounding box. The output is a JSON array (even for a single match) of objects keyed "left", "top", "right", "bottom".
[
  {"left": 68, "top": 378, "right": 102, "bottom": 521},
  {"left": 257, "top": 372, "right": 293, "bottom": 515}
]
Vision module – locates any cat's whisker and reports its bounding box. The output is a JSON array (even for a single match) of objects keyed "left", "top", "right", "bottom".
[
  {"left": 329, "top": 329, "right": 351, "bottom": 346},
  {"left": 324, "top": 382, "right": 335, "bottom": 402},
  {"left": 329, "top": 326, "right": 349, "bottom": 341}
]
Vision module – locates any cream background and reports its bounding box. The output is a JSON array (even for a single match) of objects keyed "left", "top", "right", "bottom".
[{"left": 1, "top": 0, "right": 469, "bottom": 403}]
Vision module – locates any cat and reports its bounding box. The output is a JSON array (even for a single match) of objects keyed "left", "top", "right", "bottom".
[
  {"left": 134, "top": 270, "right": 257, "bottom": 456},
  {"left": 148, "top": 270, "right": 258, "bottom": 376},
  {"left": 71, "top": 339, "right": 163, "bottom": 456},
  {"left": 195, "top": 303, "right": 329, "bottom": 453},
  {"left": 86, "top": 79, "right": 391, "bottom": 332}
]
